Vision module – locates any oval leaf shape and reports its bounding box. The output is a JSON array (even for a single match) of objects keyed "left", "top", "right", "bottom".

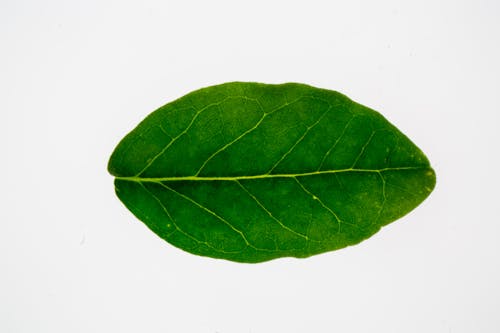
[{"left": 108, "top": 82, "right": 435, "bottom": 263}]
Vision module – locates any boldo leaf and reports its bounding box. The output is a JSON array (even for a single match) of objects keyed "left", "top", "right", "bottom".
[{"left": 108, "top": 82, "right": 435, "bottom": 263}]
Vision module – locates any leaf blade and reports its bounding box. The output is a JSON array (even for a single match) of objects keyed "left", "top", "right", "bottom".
[{"left": 109, "top": 82, "right": 435, "bottom": 263}]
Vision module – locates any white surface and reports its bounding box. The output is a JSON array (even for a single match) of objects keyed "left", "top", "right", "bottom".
[{"left": 2, "top": 0, "right": 499, "bottom": 332}]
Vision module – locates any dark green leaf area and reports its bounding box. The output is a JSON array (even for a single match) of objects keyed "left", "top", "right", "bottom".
[{"left": 109, "top": 82, "right": 435, "bottom": 263}]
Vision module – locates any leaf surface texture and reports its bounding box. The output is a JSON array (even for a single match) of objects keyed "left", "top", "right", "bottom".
[{"left": 108, "top": 82, "right": 435, "bottom": 263}]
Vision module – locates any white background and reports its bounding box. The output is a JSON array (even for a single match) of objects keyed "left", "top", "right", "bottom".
[{"left": 3, "top": 0, "right": 500, "bottom": 332}]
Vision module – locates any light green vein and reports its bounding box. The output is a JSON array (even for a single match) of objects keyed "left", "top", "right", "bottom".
[
  {"left": 293, "top": 178, "right": 342, "bottom": 233},
  {"left": 267, "top": 105, "right": 332, "bottom": 174},
  {"left": 385, "top": 180, "right": 422, "bottom": 198},
  {"left": 317, "top": 115, "right": 356, "bottom": 171},
  {"left": 157, "top": 125, "right": 172, "bottom": 139},
  {"left": 115, "top": 104, "right": 191, "bottom": 170},
  {"left": 350, "top": 130, "right": 376, "bottom": 169},
  {"left": 158, "top": 183, "right": 256, "bottom": 248},
  {"left": 372, "top": 171, "right": 387, "bottom": 226},
  {"left": 194, "top": 112, "right": 267, "bottom": 176},
  {"left": 136, "top": 95, "right": 260, "bottom": 177},
  {"left": 235, "top": 180, "right": 311, "bottom": 241},
  {"left": 193, "top": 96, "right": 308, "bottom": 177},
  {"left": 139, "top": 183, "right": 241, "bottom": 254},
  {"left": 116, "top": 166, "right": 426, "bottom": 183}
]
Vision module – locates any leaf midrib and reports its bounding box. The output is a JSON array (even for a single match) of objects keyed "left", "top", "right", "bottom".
[{"left": 115, "top": 166, "right": 427, "bottom": 182}]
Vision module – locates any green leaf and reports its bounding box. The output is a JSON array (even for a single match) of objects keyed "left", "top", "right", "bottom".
[{"left": 108, "top": 82, "right": 435, "bottom": 263}]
